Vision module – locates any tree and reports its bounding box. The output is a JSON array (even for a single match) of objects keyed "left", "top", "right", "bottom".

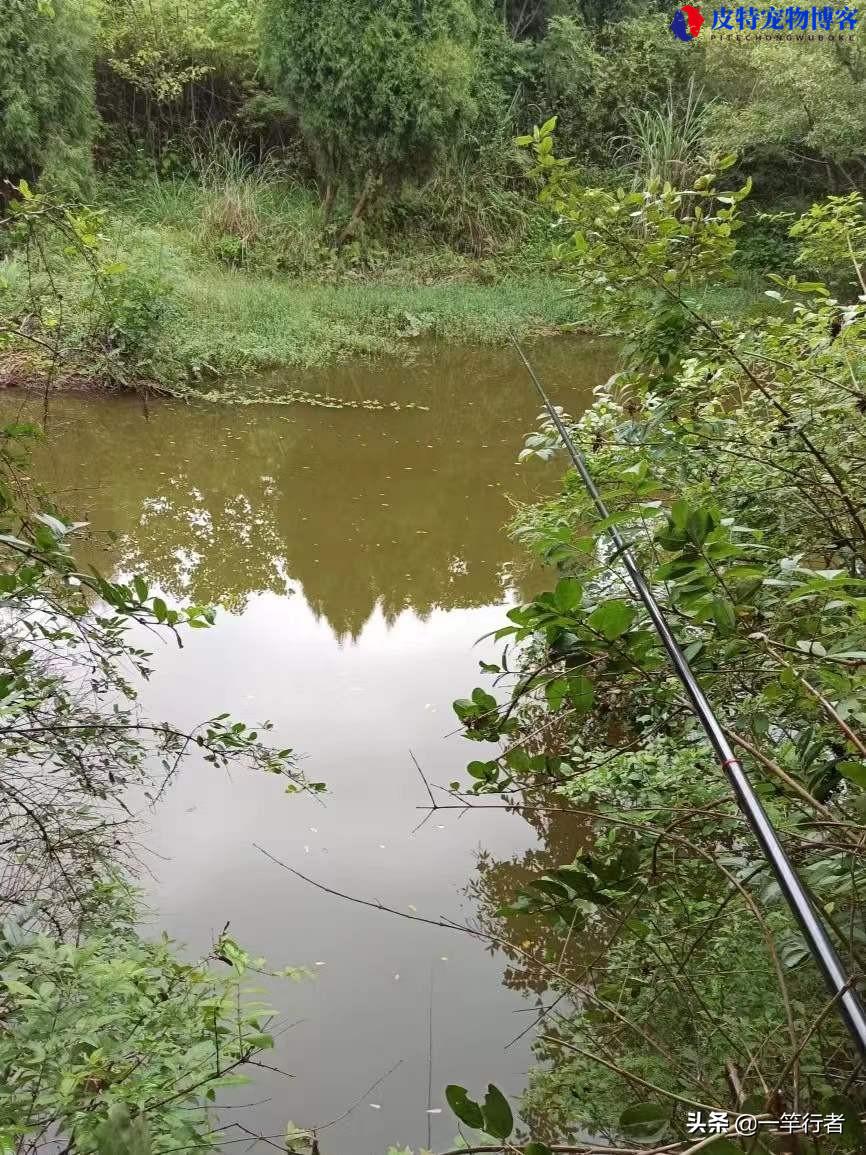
[
  {"left": 0, "top": 0, "right": 96, "bottom": 194},
  {"left": 93, "top": 0, "right": 276, "bottom": 155},
  {"left": 531, "top": 14, "right": 698, "bottom": 163},
  {"left": 260, "top": 0, "right": 485, "bottom": 239},
  {"left": 702, "top": 36, "right": 866, "bottom": 194}
]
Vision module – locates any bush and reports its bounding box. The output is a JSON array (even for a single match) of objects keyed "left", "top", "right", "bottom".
[
  {"left": 454, "top": 136, "right": 866, "bottom": 1137},
  {"left": 260, "top": 0, "right": 490, "bottom": 235},
  {"left": 0, "top": 0, "right": 96, "bottom": 194},
  {"left": 734, "top": 208, "right": 799, "bottom": 277},
  {"left": 702, "top": 37, "right": 866, "bottom": 195},
  {"left": 532, "top": 14, "right": 700, "bottom": 164},
  {"left": 532, "top": 16, "right": 603, "bottom": 158},
  {"left": 94, "top": 0, "right": 299, "bottom": 162},
  {"left": 2, "top": 182, "right": 176, "bottom": 382},
  {"left": 0, "top": 883, "right": 288, "bottom": 1155}
]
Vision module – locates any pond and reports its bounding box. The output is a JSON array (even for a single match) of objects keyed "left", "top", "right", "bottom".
[{"left": 5, "top": 338, "right": 613, "bottom": 1155}]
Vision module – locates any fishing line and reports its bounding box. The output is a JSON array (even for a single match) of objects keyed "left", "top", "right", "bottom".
[{"left": 510, "top": 334, "right": 866, "bottom": 1059}]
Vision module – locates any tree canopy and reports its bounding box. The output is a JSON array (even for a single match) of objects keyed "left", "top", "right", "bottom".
[
  {"left": 0, "top": 0, "right": 96, "bottom": 193},
  {"left": 260, "top": 0, "right": 488, "bottom": 226}
]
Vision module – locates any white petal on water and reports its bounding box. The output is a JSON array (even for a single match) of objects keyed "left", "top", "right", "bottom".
[
  {"left": 440, "top": 956, "right": 449, "bottom": 962},
  {"left": 426, "top": 1109, "right": 442, "bottom": 1115},
  {"left": 369, "top": 1104, "right": 381, "bottom": 1110},
  {"left": 315, "top": 961, "right": 326, "bottom": 967},
  {"left": 394, "top": 974, "right": 400, "bottom": 981},
  {"left": 408, "top": 904, "right": 417, "bottom": 912}
]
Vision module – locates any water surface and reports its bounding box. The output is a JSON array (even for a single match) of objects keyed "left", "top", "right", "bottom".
[{"left": 6, "top": 339, "right": 614, "bottom": 1155}]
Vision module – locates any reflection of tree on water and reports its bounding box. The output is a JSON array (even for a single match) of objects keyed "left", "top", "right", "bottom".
[
  {"left": 468, "top": 802, "right": 595, "bottom": 997},
  {"left": 63, "top": 406, "right": 540, "bottom": 633},
  {"left": 14, "top": 338, "right": 613, "bottom": 636}
]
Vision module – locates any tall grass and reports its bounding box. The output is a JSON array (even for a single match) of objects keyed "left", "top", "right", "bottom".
[
  {"left": 106, "top": 131, "right": 327, "bottom": 274},
  {"left": 390, "top": 148, "right": 533, "bottom": 258},
  {"left": 192, "top": 139, "right": 276, "bottom": 263},
  {"left": 613, "top": 77, "right": 712, "bottom": 190}
]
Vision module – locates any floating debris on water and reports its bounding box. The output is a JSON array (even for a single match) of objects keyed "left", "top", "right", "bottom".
[{"left": 178, "top": 383, "right": 430, "bottom": 411}]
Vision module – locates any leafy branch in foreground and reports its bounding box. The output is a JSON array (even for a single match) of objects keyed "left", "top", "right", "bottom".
[
  {"left": 1, "top": 179, "right": 175, "bottom": 390},
  {"left": 0, "top": 419, "right": 318, "bottom": 1153},
  {"left": 0, "top": 882, "right": 304, "bottom": 1155},
  {"left": 447, "top": 131, "right": 866, "bottom": 1149}
]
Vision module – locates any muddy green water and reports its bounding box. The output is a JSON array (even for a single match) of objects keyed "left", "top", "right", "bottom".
[{"left": 6, "top": 338, "right": 613, "bottom": 1155}]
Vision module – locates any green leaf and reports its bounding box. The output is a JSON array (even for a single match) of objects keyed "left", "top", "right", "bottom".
[
  {"left": 724, "top": 565, "right": 765, "bottom": 582},
  {"left": 471, "top": 687, "right": 497, "bottom": 712},
  {"left": 481, "top": 1084, "right": 513, "bottom": 1140},
  {"left": 553, "top": 578, "right": 582, "bottom": 613},
  {"left": 587, "top": 600, "right": 635, "bottom": 641},
  {"left": 445, "top": 1085, "right": 483, "bottom": 1131},
  {"left": 794, "top": 280, "right": 827, "bottom": 295},
  {"left": 670, "top": 498, "right": 689, "bottom": 531},
  {"left": 712, "top": 598, "right": 736, "bottom": 636},
  {"left": 568, "top": 675, "right": 595, "bottom": 713},
  {"left": 505, "top": 748, "right": 532, "bottom": 773},
  {"left": 545, "top": 678, "right": 568, "bottom": 711},
  {"left": 467, "top": 760, "right": 497, "bottom": 781},
  {"left": 838, "top": 761, "right": 866, "bottom": 789},
  {"left": 3, "top": 977, "right": 37, "bottom": 998},
  {"left": 687, "top": 507, "right": 713, "bottom": 546},
  {"left": 618, "top": 1102, "right": 670, "bottom": 1142}
]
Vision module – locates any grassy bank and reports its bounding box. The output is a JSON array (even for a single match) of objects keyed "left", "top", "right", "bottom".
[
  {"left": 2, "top": 173, "right": 583, "bottom": 391},
  {"left": 154, "top": 258, "right": 579, "bottom": 375},
  {"left": 1, "top": 167, "right": 765, "bottom": 398}
]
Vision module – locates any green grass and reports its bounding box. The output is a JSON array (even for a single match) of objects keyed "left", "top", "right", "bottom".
[
  {"left": 3, "top": 166, "right": 578, "bottom": 385},
  {"left": 162, "top": 261, "right": 578, "bottom": 375},
  {"left": 1, "top": 159, "right": 768, "bottom": 393}
]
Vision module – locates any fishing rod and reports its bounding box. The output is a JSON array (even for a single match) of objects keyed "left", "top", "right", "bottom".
[{"left": 511, "top": 336, "right": 866, "bottom": 1060}]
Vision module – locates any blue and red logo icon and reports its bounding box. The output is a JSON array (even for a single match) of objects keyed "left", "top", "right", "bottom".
[{"left": 671, "top": 3, "right": 705, "bottom": 38}]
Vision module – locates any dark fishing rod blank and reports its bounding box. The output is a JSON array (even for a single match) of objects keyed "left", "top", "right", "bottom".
[{"left": 512, "top": 337, "right": 866, "bottom": 1060}]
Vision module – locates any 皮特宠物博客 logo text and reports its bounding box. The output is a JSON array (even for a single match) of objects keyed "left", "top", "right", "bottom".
[{"left": 671, "top": 3, "right": 858, "bottom": 40}]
